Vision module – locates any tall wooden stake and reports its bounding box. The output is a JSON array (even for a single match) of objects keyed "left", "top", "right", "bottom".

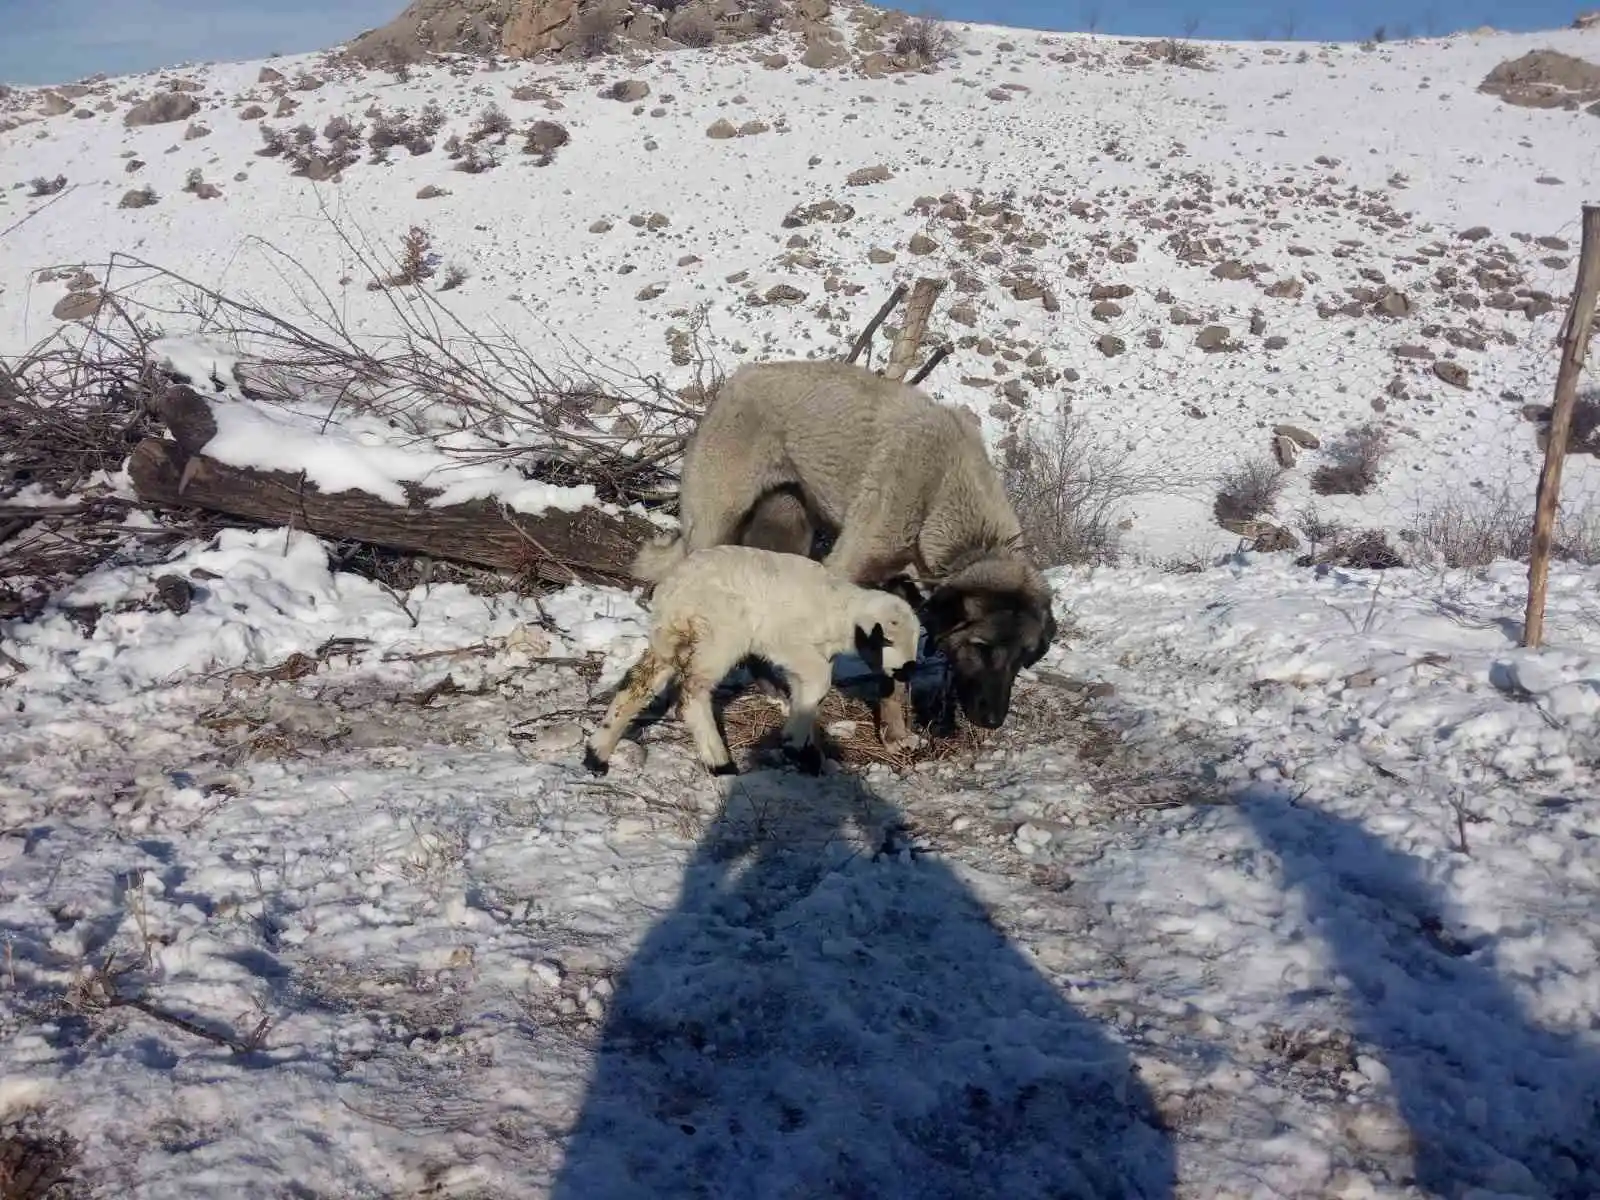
[
  {"left": 883, "top": 277, "right": 946, "bottom": 382},
  {"left": 1524, "top": 203, "right": 1600, "bottom": 649}
]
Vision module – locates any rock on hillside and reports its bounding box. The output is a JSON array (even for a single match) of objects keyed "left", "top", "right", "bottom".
[
  {"left": 346, "top": 0, "right": 825, "bottom": 64},
  {"left": 1478, "top": 48, "right": 1600, "bottom": 112},
  {"left": 346, "top": 0, "right": 519, "bottom": 63}
]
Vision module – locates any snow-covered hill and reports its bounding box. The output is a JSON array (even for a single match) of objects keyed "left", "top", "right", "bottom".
[{"left": 1, "top": 12, "right": 1598, "bottom": 1198}]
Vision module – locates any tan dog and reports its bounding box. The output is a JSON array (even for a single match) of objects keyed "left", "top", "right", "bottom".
[{"left": 634, "top": 359, "right": 1056, "bottom": 747}]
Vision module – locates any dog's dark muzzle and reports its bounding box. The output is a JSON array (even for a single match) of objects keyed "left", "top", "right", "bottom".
[{"left": 957, "top": 676, "right": 1013, "bottom": 729}]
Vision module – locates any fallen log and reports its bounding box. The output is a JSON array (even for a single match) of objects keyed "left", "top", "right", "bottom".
[{"left": 129, "top": 438, "right": 657, "bottom": 587}]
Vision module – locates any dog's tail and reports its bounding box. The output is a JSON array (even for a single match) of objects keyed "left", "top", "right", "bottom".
[{"left": 631, "top": 532, "right": 688, "bottom": 583}]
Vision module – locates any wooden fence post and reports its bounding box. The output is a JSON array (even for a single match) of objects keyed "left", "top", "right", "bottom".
[
  {"left": 883, "top": 277, "right": 946, "bottom": 382},
  {"left": 1524, "top": 203, "right": 1600, "bottom": 649}
]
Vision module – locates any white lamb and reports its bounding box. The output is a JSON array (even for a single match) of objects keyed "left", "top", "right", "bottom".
[{"left": 582, "top": 544, "right": 922, "bottom": 777}]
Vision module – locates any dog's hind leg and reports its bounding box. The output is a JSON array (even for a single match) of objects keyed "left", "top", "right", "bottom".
[
  {"left": 737, "top": 486, "right": 814, "bottom": 557},
  {"left": 585, "top": 650, "right": 675, "bottom": 774}
]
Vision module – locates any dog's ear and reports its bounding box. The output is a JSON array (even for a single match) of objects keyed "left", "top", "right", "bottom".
[
  {"left": 1021, "top": 607, "right": 1057, "bottom": 668},
  {"left": 880, "top": 576, "right": 924, "bottom": 610},
  {"left": 919, "top": 585, "right": 970, "bottom": 640},
  {"left": 854, "top": 621, "right": 888, "bottom": 675}
]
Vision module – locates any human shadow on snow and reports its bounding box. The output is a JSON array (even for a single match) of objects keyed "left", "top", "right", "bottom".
[
  {"left": 550, "top": 769, "right": 1176, "bottom": 1200},
  {"left": 1239, "top": 786, "right": 1600, "bottom": 1198}
]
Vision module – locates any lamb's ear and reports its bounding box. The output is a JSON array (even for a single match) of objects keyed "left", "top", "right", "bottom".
[
  {"left": 854, "top": 621, "right": 888, "bottom": 675},
  {"left": 1022, "top": 607, "right": 1058, "bottom": 668}
]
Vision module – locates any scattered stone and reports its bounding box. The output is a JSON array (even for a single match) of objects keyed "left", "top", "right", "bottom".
[
  {"left": 1195, "top": 325, "right": 1234, "bottom": 352},
  {"left": 948, "top": 303, "right": 978, "bottom": 326},
  {"left": 846, "top": 164, "right": 893, "bottom": 186},
  {"left": 154, "top": 574, "right": 194, "bottom": 615},
  {"left": 417, "top": 185, "right": 449, "bottom": 199},
  {"left": 52, "top": 290, "right": 104, "bottom": 322},
  {"left": 908, "top": 233, "right": 938, "bottom": 255},
  {"left": 1457, "top": 225, "right": 1492, "bottom": 242},
  {"left": 118, "top": 187, "right": 157, "bottom": 209},
  {"left": 1274, "top": 424, "right": 1321, "bottom": 450},
  {"left": 707, "top": 118, "right": 739, "bottom": 139},
  {"left": 636, "top": 283, "right": 666, "bottom": 301},
  {"left": 1096, "top": 334, "right": 1125, "bottom": 357},
  {"left": 782, "top": 198, "right": 854, "bottom": 227},
  {"left": 239, "top": 104, "right": 267, "bottom": 120},
  {"left": 1433, "top": 360, "right": 1470, "bottom": 389},
  {"left": 765, "top": 283, "right": 808, "bottom": 305},
  {"left": 123, "top": 92, "right": 200, "bottom": 127},
  {"left": 1221, "top": 518, "right": 1300, "bottom": 553},
  {"left": 868, "top": 247, "right": 896, "bottom": 263},
  {"left": 525, "top": 120, "right": 570, "bottom": 159},
  {"left": 1374, "top": 289, "right": 1411, "bottom": 318},
  {"left": 605, "top": 79, "right": 650, "bottom": 102},
  {"left": 738, "top": 119, "right": 769, "bottom": 136},
  {"left": 1263, "top": 335, "right": 1288, "bottom": 350},
  {"left": 1089, "top": 283, "right": 1133, "bottom": 300},
  {"left": 1091, "top": 300, "right": 1122, "bottom": 321},
  {"left": 1273, "top": 435, "right": 1299, "bottom": 468}
]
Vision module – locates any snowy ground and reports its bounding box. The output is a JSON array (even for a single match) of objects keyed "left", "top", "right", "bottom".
[
  {"left": 2, "top": 530, "right": 1598, "bottom": 1197},
  {"left": 4, "top": 10, "right": 1600, "bottom": 1200}
]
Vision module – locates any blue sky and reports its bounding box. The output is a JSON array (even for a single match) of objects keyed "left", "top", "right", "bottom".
[{"left": 0, "top": 0, "right": 1585, "bottom": 87}]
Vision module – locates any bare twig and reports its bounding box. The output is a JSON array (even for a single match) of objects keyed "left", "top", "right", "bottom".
[{"left": 844, "top": 283, "right": 907, "bottom": 365}]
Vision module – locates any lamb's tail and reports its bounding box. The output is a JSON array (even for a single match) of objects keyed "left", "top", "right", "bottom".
[{"left": 631, "top": 532, "right": 688, "bottom": 584}]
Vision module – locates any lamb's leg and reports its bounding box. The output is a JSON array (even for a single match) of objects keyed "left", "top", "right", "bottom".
[
  {"left": 584, "top": 650, "right": 675, "bottom": 775},
  {"left": 678, "top": 676, "right": 738, "bottom": 776},
  {"left": 778, "top": 653, "right": 833, "bottom": 775},
  {"left": 875, "top": 677, "right": 917, "bottom": 753}
]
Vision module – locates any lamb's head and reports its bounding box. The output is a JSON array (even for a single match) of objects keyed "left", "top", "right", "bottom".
[{"left": 852, "top": 590, "right": 923, "bottom": 692}]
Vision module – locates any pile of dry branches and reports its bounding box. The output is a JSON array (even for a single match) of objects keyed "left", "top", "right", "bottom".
[{"left": 1, "top": 225, "right": 720, "bottom": 607}]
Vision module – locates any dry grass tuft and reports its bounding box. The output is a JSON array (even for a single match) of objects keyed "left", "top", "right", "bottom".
[
  {"left": 893, "top": 15, "right": 959, "bottom": 65},
  {"left": 1214, "top": 456, "right": 1287, "bottom": 525},
  {"left": 1311, "top": 422, "right": 1388, "bottom": 496},
  {"left": 1003, "top": 407, "right": 1168, "bottom": 567},
  {"left": 668, "top": 7, "right": 718, "bottom": 47}
]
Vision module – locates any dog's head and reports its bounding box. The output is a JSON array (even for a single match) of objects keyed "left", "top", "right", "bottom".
[
  {"left": 853, "top": 590, "right": 924, "bottom": 697},
  {"left": 919, "top": 561, "right": 1057, "bottom": 729}
]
